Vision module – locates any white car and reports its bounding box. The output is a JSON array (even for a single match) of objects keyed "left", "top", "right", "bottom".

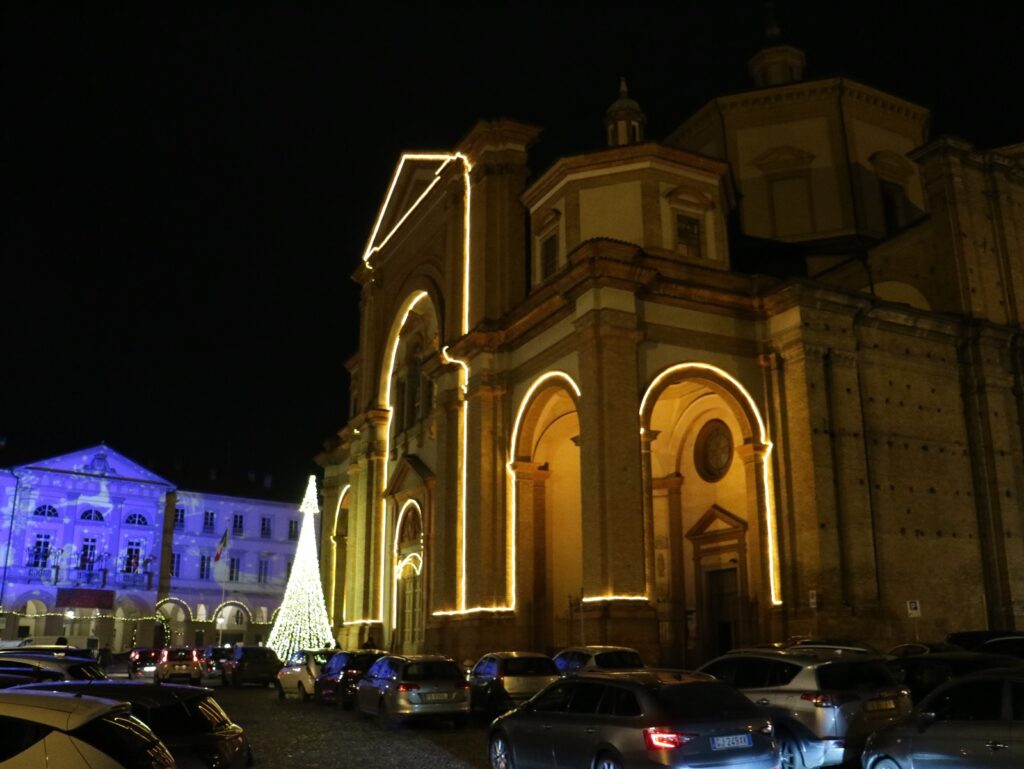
[
  {"left": 276, "top": 648, "right": 336, "bottom": 701},
  {"left": 0, "top": 689, "right": 175, "bottom": 768}
]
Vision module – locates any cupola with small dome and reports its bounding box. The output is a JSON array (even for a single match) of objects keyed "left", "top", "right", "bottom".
[{"left": 604, "top": 77, "right": 646, "bottom": 147}]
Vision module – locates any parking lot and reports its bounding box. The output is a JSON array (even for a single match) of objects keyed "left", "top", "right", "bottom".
[{"left": 212, "top": 683, "right": 491, "bottom": 769}]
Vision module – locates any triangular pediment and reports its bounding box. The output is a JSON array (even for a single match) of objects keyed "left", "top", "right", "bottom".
[
  {"left": 17, "top": 445, "right": 173, "bottom": 487},
  {"left": 750, "top": 145, "right": 815, "bottom": 173},
  {"left": 686, "top": 504, "right": 748, "bottom": 540},
  {"left": 384, "top": 454, "right": 435, "bottom": 498},
  {"left": 362, "top": 154, "right": 455, "bottom": 264}
]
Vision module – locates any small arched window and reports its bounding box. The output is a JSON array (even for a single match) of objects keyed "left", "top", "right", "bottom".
[
  {"left": 80, "top": 509, "right": 105, "bottom": 522},
  {"left": 33, "top": 505, "right": 58, "bottom": 518},
  {"left": 124, "top": 513, "right": 149, "bottom": 526},
  {"left": 234, "top": 609, "right": 244, "bottom": 626}
]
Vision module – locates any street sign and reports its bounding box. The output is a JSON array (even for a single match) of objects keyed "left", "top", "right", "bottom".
[{"left": 906, "top": 599, "right": 922, "bottom": 618}]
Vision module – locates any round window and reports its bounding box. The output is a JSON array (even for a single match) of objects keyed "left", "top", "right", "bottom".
[{"left": 695, "top": 419, "right": 733, "bottom": 482}]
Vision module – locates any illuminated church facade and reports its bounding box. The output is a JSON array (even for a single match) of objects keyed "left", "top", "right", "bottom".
[
  {"left": 317, "top": 37, "right": 1024, "bottom": 665},
  {"left": 0, "top": 446, "right": 300, "bottom": 651}
]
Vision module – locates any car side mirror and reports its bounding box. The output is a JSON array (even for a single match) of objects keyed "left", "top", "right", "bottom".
[{"left": 916, "top": 711, "right": 936, "bottom": 732}]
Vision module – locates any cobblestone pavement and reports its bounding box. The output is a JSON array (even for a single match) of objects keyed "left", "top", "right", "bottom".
[{"left": 211, "top": 683, "right": 491, "bottom": 769}]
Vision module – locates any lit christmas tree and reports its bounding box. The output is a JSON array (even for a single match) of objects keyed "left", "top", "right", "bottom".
[{"left": 267, "top": 475, "right": 335, "bottom": 661}]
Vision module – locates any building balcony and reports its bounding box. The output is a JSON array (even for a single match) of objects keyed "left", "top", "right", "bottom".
[{"left": 6, "top": 565, "right": 155, "bottom": 591}]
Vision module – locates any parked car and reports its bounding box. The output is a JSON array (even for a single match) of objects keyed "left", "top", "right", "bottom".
[
  {"left": 0, "top": 644, "right": 95, "bottom": 659},
  {"left": 700, "top": 648, "right": 912, "bottom": 768},
  {"left": 313, "top": 649, "right": 386, "bottom": 707},
  {"left": 489, "top": 669, "right": 778, "bottom": 769},
  {"left": 356, "top": 654, "right": 470, "bottom": 726},
  {"left": 0, "top": 671, "right": 58, "bottom": 689},
  {"left": 221, "top": 646, "right": 282, "bottom": 687},
  {"left": 130, "top": 647, "right": 162, "bottom": 679},
  {"left": 0, "top": 653, "right": 106, "bottom": 681},
  {"left": 552, "top": 645, "right": 645, "bottom": 674},
  {"left": 862, "top": 668, "right": 1024, "bottom": 768},
  {"left": 154, "top": 646, "right": 204, "bottom": 685},
  {"left": 885, "top": 642, "right": 960, "bottom": 657},
  {"left": 276, "top": 648, "right": 336, "bottom": 701},
  {"left": 0, "top": 689, "right": 175, "bottom": 768},
  {"left": 977, "top": 635, "right": 1024, "bottom": 659},
  {"left": 886, "top": 651, "right": 1024, "bottom": 703},
  {"left": 467, "top": 651, "right": 560, "bottom": 714},
  {"left": 13, "top": 680, "right": 254, "bottom": 769},
  {"left": 202, "top": 646, "right": 234, "bottom": 676},
  {"left": 788, "top": 638, "right": 879, "bottom": 655},
  {"left": 944, "top": 629, "right": 1024, "bottom": 651}
]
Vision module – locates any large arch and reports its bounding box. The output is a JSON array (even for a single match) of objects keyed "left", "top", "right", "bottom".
[
  {"left": 155, "top": 597, "right": 192, "bottom": 647},
  {"left": 640, "top": 362, "right": 781, "bottom": 662},
  {"left": 508, "top": 371, "right": 583, "bottom": 650}
]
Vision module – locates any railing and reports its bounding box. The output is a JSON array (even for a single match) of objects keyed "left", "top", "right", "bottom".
[{"left": 6, "top": 566, "right": 155, "bottom": 590}]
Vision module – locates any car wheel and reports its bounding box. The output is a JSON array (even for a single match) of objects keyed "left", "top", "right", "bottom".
[
  {"left": 488, "top": 731, "right": 514, "bottom": 769},
  {"left": 871, "top": 760, "right": 902, "bottom": 769},
  {"left": 378, "top": 698, "right": 398, "bottom": 728},
  {"left": 594, "top": 752, "right": 622, "bottom": 769},
  {"left": 777, "top": 731, "right": 804, "bottom": 769},
  {"left": 298, "top": 683, "right": 311, "bottom": 702}
]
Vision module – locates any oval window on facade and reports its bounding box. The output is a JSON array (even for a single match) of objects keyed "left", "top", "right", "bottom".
[{"left": 694, "top": 419, "right": 733, "bottom": 482}]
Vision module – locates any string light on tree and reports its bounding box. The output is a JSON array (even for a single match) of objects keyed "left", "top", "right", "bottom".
[{"left": 267, "top": 475, "right": 335, "bottom": 661}]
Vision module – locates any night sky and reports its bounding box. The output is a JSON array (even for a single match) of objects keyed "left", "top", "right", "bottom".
[{"left": 4, "top": 1, "right": 1022, "bottom": 501}]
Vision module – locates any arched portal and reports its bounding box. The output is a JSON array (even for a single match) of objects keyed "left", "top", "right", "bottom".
[
  {"left": 392, "top": 500, "right": 424, "bottom": 654},
  {"left": 156, "top": 598, "right": 191, "bottom": 647},
  {"left": 640, "top": 363, "right": 780, "bottom": 663},
  {"left": 213, "top": 601, "right": 250, "bottom": 646},
  {"left": 510, "top": 372, "right": 583, "bottom": 651}
]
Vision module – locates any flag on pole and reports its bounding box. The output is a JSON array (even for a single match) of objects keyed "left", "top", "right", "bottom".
[{"left": 214, "top": 528, "right": 229, "bottom": 562}]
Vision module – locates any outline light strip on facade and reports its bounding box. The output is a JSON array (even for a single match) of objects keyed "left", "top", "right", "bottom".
[
  {"left": 639, "top": 362, "right": 783, "bottom": 606},
  {"left": 327, "top": 484, "right": 350, "bottom": 624}
]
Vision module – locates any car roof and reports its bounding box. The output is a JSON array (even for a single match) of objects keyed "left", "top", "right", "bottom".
[
  {"left": 390, "top": 654, "right": 455, "bottom": 663},
  {"left": 891, "top": 651, "right": 1024, "bottom": 663},
  {"left": 0, "top": 690, "right": 125, "bottom": 730},
  {"left": 709, "top": 648, "right": 887, "bottom": 664},
  {"left": 482, "top": 651, "right": 553, "bottom": 660},
  {"left": 556, "top": 646, "right": 639, "bottom": 654},
  {"left": 0, "top": 653, "right": 99, "bottom": 668},
  {"left": 14, "top": 680, "right": 211, "bottom": 706},
  {"left": 575, "top": 669, "right": 715, "bottom": 686}
]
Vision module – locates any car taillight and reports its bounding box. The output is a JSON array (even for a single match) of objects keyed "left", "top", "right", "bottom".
[
  {"left": 456, "top": 681, "right": 470, "bottom": 689},
  {"left": 160, "top": 650, "right": 168, "bottom": 663},
  {"left": 800, "top": 692, "right": 856, "bottom": 708},
  {"left": 192, "top": 650, "right": 199, "bottom": 662},
  {"left": 397, "top": 683, "right": 420, "bottom": 692},
  {"left": 130, "top": 651, "right": 139, "bottom": 661},
  {"left": 643, "top": 727, "right": 696, "bottom": 750},
  {"left": 344, "top": 669, "right": 360, "bottom": 678}
]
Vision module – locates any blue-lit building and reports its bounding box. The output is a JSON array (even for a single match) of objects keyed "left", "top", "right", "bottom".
[{"left": 0, "top": 445, "right": 301, "bottom": 651}]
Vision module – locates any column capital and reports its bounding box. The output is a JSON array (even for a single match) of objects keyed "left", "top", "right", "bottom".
[{"left": 736, "top": 442, "right": 771, "bottom": 463}]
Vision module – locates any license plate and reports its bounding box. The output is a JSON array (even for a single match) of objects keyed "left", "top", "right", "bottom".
[
  {"left": 174, "top": 665, "right": 186, "bottom": 671},
  {"left": 711, "top": 734, "right": 753, "bottom": 750},
  {"left": 865, "top": 699, "right": 895, "bottom": 712},
  {"left": 424, "top": 692, "right": 448, "bottom": 702}
]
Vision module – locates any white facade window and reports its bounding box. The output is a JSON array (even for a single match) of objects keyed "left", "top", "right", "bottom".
[
  {"left": 228, "top": 557, "right": 240, "bottom": 582},
  {"left": 173, "top": 508, "right": 185, "bottom": 529},
  {"left": 288, "top": 520, "right": 299, "bottom": 541},
  {"left": 170, "top": 552, "right": 181, "bottom": 578},
  {"left": 124, "top": 513, "right": 148, "bottom": 526},
  {"left": 675, "top": 213, "right": 702, "bottom": 259},
  {"left": 258, "top": 559, "right": 269, "bottom": 584},
  {"left": 232, "top": 514, "right": 244, "bottom": 536},
  {"left": 28, "top": 534, "right": 52, "bottom": 567},
  {"left": 203, "top": 511, "right": 215, "bottom": 533},
  {"left": 199, "top": 554, "right": 212, "bottom": 580},
  {"left": 81, "top": 509, "right": 104, "bottom": 522},
  {"left": 79, "top": 538, "right": 97, "bottom": 570},
  {"left": 122, "top": 540, "right": 143, "bottom": 573},
  {"left": 33, "top": 505, "right": 58, "bottom": 518},
  {"left": 260, "top": 517, "right": 272, "bottom": 538}
]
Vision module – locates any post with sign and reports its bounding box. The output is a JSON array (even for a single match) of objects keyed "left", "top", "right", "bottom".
[{"left": 907, "top": 599, "right": 922, "bottom": 641}]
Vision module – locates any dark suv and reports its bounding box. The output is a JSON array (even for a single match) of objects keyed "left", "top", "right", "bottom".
[
  {"left": 313, "top": 649, "right": 386, "bottom": 707},
  {"left": 221, "top": 646, "right": 282, "bottom": 688}
]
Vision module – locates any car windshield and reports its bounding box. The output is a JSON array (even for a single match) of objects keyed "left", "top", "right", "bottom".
[
  {"left": 817, "top": 661, "right": 896, "bottom": 691},
  {"left": 504, "top": 657, "right": 558, "bottom": 676},
  {"left": 655, "top": 682, "right": 759, "bottom": 720},
  {"left": 404, "top": 661, "right": 462, "bottom": 681},
  {"left": 167, "top": 649, "right": 192, "bottom": 661},
  {"left": 69, "top": 662, "right": 108, "bottom": 680},
  {"left": 144, "top": 696, "right": 231, "bottom": 736},
  {"left": 594, "top": 651, "right": 644, "bottom": 669}
]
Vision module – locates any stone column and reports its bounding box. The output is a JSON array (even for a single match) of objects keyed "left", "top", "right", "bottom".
[
  {"left": 510, "top": 461, "right": 548, "bottom": 650},
  {"left": 429, "top": 379, "right": 462, "bottom": 615},
  {"left": 575, "top": 308, "right": 646, "bottom": 597}
]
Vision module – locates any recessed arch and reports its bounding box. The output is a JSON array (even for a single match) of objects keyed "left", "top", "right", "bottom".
[
  {"left": 155, "top": 597, "right": 192, "bottom": 623},
  {"left": 640, "top": 362, "right": 781, "bottom": 608}
]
